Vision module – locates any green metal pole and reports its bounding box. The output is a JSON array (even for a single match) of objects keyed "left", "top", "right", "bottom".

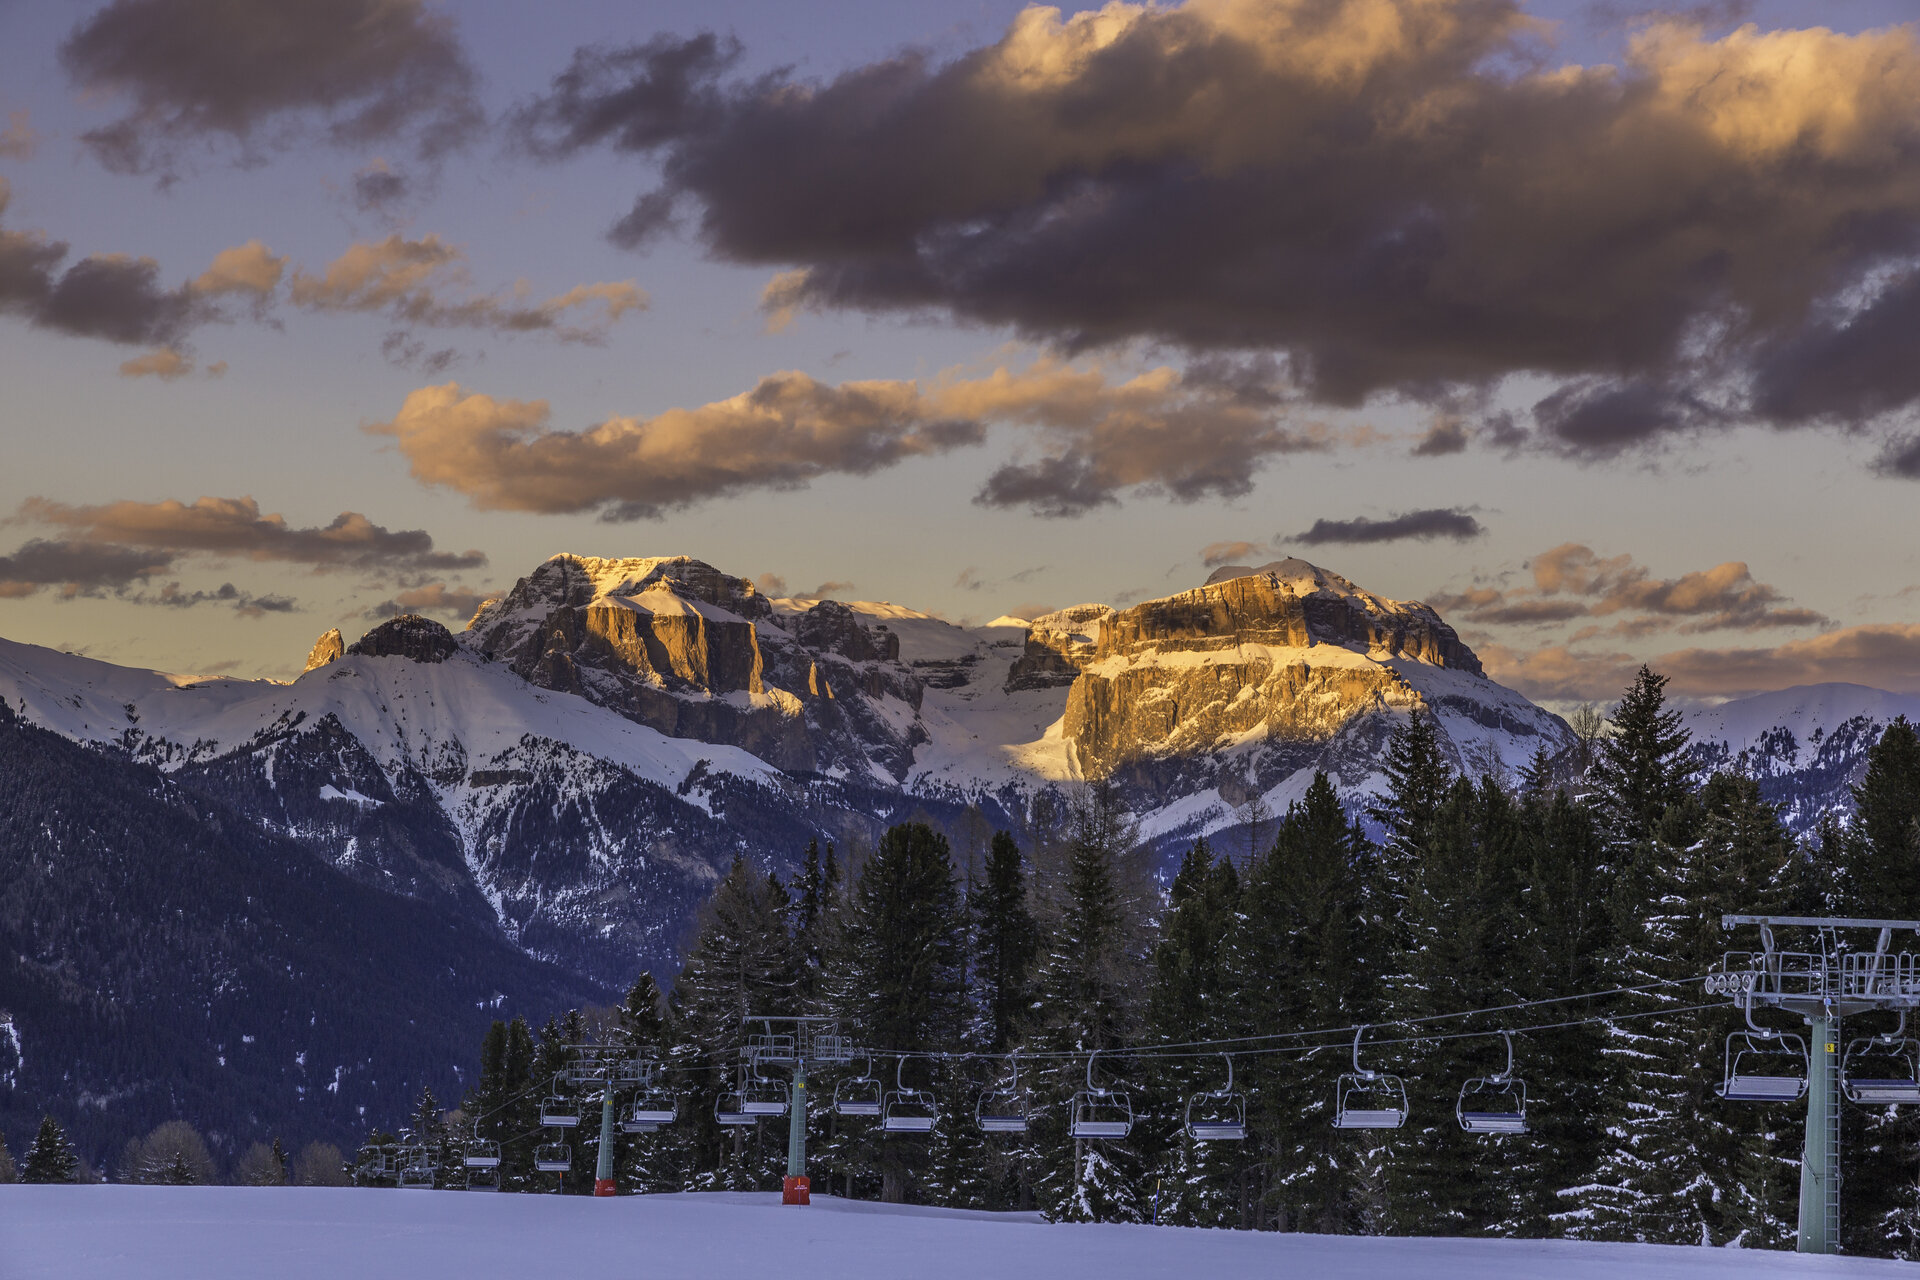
[
  {"left": 1799, "top": 1014, "right": 1839, "bottom": 1253},
  {"left": 785, "top": 1058, "right": 809, "bottom": 1203},
  {"left": 594, "top": 1085, "right": 617, "bottom": 1197}
]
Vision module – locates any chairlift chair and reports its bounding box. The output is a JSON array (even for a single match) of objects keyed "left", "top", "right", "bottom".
[
  {"left": 1333, "top": 1026, "right": 1410, "bottom": 1130},
  {"left": 882, "top": 1057, "right": 939, "bottom": 1134},
  {"left": 539, "top": 1077, "right": 582, "bottom": 1128},
  {"left": 835, "top": 1054, "right": 884, "bottom": 1118},
  {"left": 716, "top": 1067, "right": 764, "bottom": 1125},
  {"left": 534, "top": 1143, "right": 572, "bottom": 1173},
  {"left": 743, "top": 1066, "right": 791, "bottom": 1117},
  {"left": 1070, "top": 1050, "right": 1134, "bottom": 1140},
  {"left": 977, "top": 1054, "right": 1031, "bottom": 1134},
  {"left": 1842, "top": 1014, "right": 1920, "bottom": 1105},
  {"left": 1184, "top": 1054, "right": 1248, "bottom": 1142},
  {"left": 395, "top": 1144, "right": 435, "bottom": 1189},
  {"left": 466, "top": 1163, "right": 500, "bottom": 1191},
  {"left": 628, "top": 1087, "right": 679, "bottom": 1127},
  {"left": 1456, "top": 1031, "right": 1528, "bottom": 1134},
  {"left": 1719, "top": 1017, "right": 1809, "bottom": 1103},
  {"left": 462, "top": 1136, "right": 502, "bottom": 1169}
]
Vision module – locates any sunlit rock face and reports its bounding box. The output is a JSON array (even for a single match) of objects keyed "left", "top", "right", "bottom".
[
  {"left": 1060, "top": 560, "right": 1550, "bottom": 800},
  {"left": 304, "top": 628, "right": 344, "bottom": 672},
  {"left": 466, "top": 555, "right": 925, "bottom": 777},
  {"left": 1006, "top": 604, "right": 1113, "bottom": 692}
]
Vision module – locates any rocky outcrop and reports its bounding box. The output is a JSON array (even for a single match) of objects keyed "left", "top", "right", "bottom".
[
  {"left": 1006, "top": 604, "right": 1113, "bottom": 692},
  {"left": 305, "top": 628, "right": 344, "bottom": 672},
  {"left": 347, "top": 615, "right": 458, "bottom": 664}
]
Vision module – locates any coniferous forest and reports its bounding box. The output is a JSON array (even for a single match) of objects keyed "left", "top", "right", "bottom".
[{"left": 342, "top": 667, "right": 1920, "bottom": 1259}]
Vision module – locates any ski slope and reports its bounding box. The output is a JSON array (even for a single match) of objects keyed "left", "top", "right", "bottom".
[{"left": 1, "top": 1187, "right": 1908, "bottom": 1280}]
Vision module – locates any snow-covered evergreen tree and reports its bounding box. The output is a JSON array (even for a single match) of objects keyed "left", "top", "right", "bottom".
[{"left": 22, "top": 1114, "right": 78, "bottom": 1184}]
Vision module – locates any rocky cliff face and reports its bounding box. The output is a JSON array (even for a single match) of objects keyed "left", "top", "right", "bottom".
[
  {"left": 1060, "top": 561, "right": 1566, "bottom": 806},
  {"left": 466, "top": 555, "right": 926, "bottom": 777},
  {"left": 347, "top": 614, "right": 458, "bottom": 663},
  {"left": 1006, "top": 604, "right": 1113, "bottom": 691},
  {"left": 305, "top": 628, "right": 344, "bottom": 672}
]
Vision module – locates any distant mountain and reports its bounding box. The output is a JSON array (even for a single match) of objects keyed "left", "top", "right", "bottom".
[
  {"left": 0, "top": 552, "right": 1582, "bottom": 1164},
  {"left": 1682, "top": 684, "right": 1920, "bottom": 833}
]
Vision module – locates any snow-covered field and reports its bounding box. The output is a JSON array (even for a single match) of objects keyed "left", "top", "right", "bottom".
[{"left": 1, "top": 1187, "right": 1909, "bottom": 1280}]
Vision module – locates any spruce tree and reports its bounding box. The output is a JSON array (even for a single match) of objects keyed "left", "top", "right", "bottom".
[
  {"left": 1146, "top": 838, "right": 1244, "bottom": 1228},
  {"left": 1838, "top": 718, "right": 1920, "bottom": 1255},
  {"left": 1222, "top": 772, "right": 1378, "bottom": 1233},
  {"left": 670, "top": 858, "right": 799, "bottom": 1192},
  {"left": 972, "top": 831, "right": 1039, "bottom": 1054},
  {"left": 613, "top": 971, "right": 688, "bottom": 1193},
  {"left": 1369, "top": 709, "right": 1455, "bottom": 915},
  {"left": 22, "top": 1115, "right": 78, "bottom": 1184},
  {"left": 1028, "top": 785, "right": 1152, "bottom": 1223},
  {"left": 835, "top": 821, "right": 968, "bottom": 1203}
]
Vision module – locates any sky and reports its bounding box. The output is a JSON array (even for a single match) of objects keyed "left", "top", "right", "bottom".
[{"left": 2, "top": 0, "right": 1919, "bottom": 708}]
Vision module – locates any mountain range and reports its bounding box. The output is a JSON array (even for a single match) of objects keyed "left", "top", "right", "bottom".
[{"left": 1, "top": 551, "right": 1911, "bottom": 1166}]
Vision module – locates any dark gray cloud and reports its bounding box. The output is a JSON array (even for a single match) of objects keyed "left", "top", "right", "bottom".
[
  {"left": 1296, "top": 508, "right": 1485, "bottom": 546},
  {"left": 0, "top": 538, "right": 174, "bottom": 598},
  {"left": 18, "top": 495, "right": 485, "bottom": 573},
  {"left": 147, "top": 581, "right": 299, "bottom": 615},
  {"left": 0, "top": 179, "right": 208, "bottom": 346},
  {"left": 352, "top": 160, "right": 410, "bottom": 213},
  {"left": 515, "top": 4, "right": 1920, "bottom": 464},
  {"left": 1411, "top": 419, "right": 1470, "bottom": 457},
  {"left": 61, "top": 0, "right": 481, "bottom": 176},
  {"left": 364, "top": 581, "right": 488, "bottom": 621},
  {"left": 1875, "top": 433, "right": 1920, "bottom": 480}
]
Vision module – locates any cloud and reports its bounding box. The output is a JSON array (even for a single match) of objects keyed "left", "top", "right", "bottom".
[
  {"left": 0, "top": 109, "right": 36, "bottom": 159},
  {"left": 192, "top": 240, "right": 286, "bottom": 298},
  {"left": 353, "top": 158, "right": 410, "bottom": 213},
  {"left": 118, "top": 347, "right": 192, "bottom": 379},
  {"left": 1411, "top": 418, "right": 1470, "bottom": 457},
  {"left": 1436, "top": 542, "right": 1827, "bottom": 634},
  {"left": 145, "top": 581, "right": 298, "bottom": 615},
  {"left": 1200, "top": 539, "right": 1266, "bottom": 568},
  {"left": 760, "top": 269, "right": 810, "bottom": 334},
  {"left": 955, "top": 567, "right": 987, "bottom": 591},
  {"left": 514, "top": 5, "right": 1920, "bottom": 465},
  {"left": 1485, "top": 623, "right": 1920, "bottom": 702},
  {"left": 755, "top": 571, "right": 788, "bottom": 597},
  {"left": 287, "top": 234, "right": 646, "bottom": 341},
  {"left": 17, "top": 495, "right": 485, "bottom": 572},
  {"left": 60, "top": 0, "right": 480, "bottom": 177},
  {"left": 1295, "top": 507, "right": 1485, "bottom": 545},
  {"left": 372, "top": 358, "right": 1331, "bottom": 519},
  {"left": 1872, "top": 433, "right": 1920, "bottom": 480},
  {"left": 0, "top": 538, "right": 174, "bottom": 598},
  {"left": 364, "top": 581, "right": 489, "bottom": 621},
  {"left": 753, "top": 572, "right": 857, "bottom": 600},
  {"left": 811, "top": 579, "right": 856, "bottom": 598}
]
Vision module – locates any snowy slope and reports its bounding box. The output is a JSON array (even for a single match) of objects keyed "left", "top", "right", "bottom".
[
  {"left": 2, "top": 1187, "right": 1906, "bottom": 1280},
  {"left": 1683, "top": 684, "right": 1920, "bottom": 831}
]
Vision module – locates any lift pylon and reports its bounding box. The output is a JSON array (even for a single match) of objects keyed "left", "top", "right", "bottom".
[{"left": 1714, "top": 914, "right": 1920, "bottom": 1255}]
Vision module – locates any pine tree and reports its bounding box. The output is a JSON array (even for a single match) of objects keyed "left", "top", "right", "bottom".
[
  {"left": 613, "top": 971, "right": 688, "bottom": 1194},
  {"left": 1838, "top": 718, "right": 1920, "bottom": 1256},
  {"left": 1224, "top": 773, "right": 1378, "bottom": 1233},
  {"left": 22, "top": 1115, "right": 78, "bottom": 1184},
  {"left": 1146, "top": 837, "right": 1244, "bottom": 1227},
  {"left": 671, "top": 858, "right": 800, "bottom": 1192},
  {"left": 972, "top": 830, "right": 1039, "bottom": 1055},
  {"left": 0, "top": 1131, "right": 16, "bottom": 1183},
  {"left": 1561, "top": 666, "right": 1702, "bottom": 1243},
  {"left": 836, "top": 821, "right": 968, "bottom": 1203},
  {"left": 1369, "top": 709, "right": 1455, "bottom": 915},
  {"left": 1028, "top": 785, "right": 1153, "bottom": 1223}
]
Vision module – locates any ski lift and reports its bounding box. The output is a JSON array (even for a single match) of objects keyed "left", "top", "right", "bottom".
[
  {"left": 627, "top": 1086, "right": 679, "bottom": 1128},
  {"left": 395, "top": 1144, "right": 435, "bottom": 1189},
  {"left": 1456, "top": 1031, "right": 1528, "bottom": 1134},
  {"left": 743, "top": 1057, "right": 791, "bottom": 1117},
  {"left": 1719, "top": 1010, "right": 1809, "bottom": 1102},
  {"left": 1333, "top": 1026, "right": 1409, "bottom": 1130},
  {"left": 539, "top": 1077, "right": 582, "bottom": 1128},
  {"left": 717, "top": 1066, "right": 771, "bottom": 1125},
  {"left": 462, "top": 1131, "right": 502, "bottom": 1168},
  {"left": 1842, "top": 1014, "right": 1920, "bottom": 1105},
  {"left": 882, "top": 1058, "right": 939, "bottom": 1134},
  {"left": 466, "top": 1163, "right": 500, "bottom": 1192},
  {"left": 1184, "top": 1054, "right": 1248, "bottom": 1142},
  {"left": 835, "top": 1054, "right": 883, "bottom": 1118},
  {"left": 534, "top": 1143, "right": 572, "bottom": 1173},
  {"left": 977, "top": 1054, "right": 1031, "bottom": 1134},
  {"left": 1070, "top": 1050, "right": 1134, "bottom": 1140}
]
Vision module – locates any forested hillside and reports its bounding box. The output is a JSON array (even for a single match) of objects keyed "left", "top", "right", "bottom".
[{"left": 353, "top": 668, "right": 1920, "bottom": 1257}]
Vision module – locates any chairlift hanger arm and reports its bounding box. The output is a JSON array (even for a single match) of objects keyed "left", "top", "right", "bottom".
[{"left": 1722, "top": 915, "right": 1920, "bottom": 933}]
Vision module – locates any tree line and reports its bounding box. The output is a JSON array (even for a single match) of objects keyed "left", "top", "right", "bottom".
[{"left": 339, "top": 668, "right": 1920, "bottom": 1255}]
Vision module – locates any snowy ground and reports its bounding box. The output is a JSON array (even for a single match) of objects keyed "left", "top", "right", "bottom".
[{"left": 1, "top": 1187, "right": 1911, "bottom": 1280}]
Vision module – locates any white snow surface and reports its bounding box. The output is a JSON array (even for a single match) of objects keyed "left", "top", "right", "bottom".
[
  {"left": 1, "top": 1186, "right": 1904, "bottom": 1280},
  {"left": 1683, "top": 684, "right": 1920, "bottom": 754},
  {"left": 0, "top": 636, "right": 776, "bottom": 792}
]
